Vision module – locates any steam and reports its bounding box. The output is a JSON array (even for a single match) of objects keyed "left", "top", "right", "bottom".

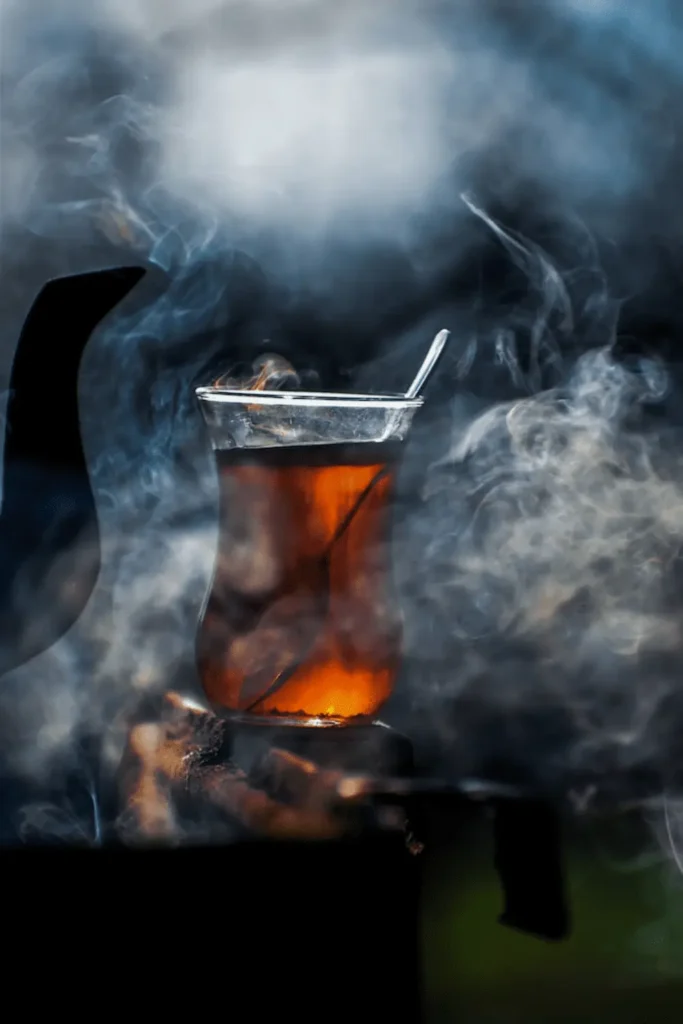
[
  {"left": 1, "top": 0, "right": 460, "bottom": 252},
  {"left": 396, "top": 218, "right": 682, "bottom": 796},
  {"left": 1, "top": 0, "right": 683, "bottom": 876},
  {"left": 213, "top": 352, "right": 301, "bottom": 390},
  {"left": 4, "top": 0, "right": 681, "bottom": 261}
]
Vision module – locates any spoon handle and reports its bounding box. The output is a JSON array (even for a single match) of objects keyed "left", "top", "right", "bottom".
[{"left": 405, "top": 328, "right": 450, "bottom": 399}]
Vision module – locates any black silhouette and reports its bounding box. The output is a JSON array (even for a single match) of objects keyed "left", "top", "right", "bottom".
[{"left": 0, "top": 266, "right": 146, "bottom": 676}]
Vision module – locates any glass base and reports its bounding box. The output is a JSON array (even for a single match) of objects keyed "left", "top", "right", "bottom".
[
  {"left": 209, "top": 707, "right": 379, "bottom": 729},
  {"left": 215, "top": 712, "right": 412, "bottom": 780}
]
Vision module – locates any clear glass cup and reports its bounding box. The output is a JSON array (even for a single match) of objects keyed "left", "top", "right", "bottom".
[{"left": 195, "top": 388, "right": 422, "bottom": 726}]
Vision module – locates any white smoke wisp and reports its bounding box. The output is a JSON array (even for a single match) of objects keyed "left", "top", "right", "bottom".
[
  {"left": 2, "top": 0, "right": 674, "bottom": 253},
  {"left": 158, "top": 47, "right": 454, "bottom": 232},
  {"left": 398, "top": 317, "right": 683, "bottom": 787},
  {"left": 0, "top": 481, "right": 217, "bottom": 781},
  {"left": 0, "top": 0, "right": 467, "bottom": 242}
]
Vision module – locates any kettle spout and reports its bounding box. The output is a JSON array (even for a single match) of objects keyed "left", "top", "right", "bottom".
[{"left": 0, "top": 266, "right": 146, "bottom": 676}]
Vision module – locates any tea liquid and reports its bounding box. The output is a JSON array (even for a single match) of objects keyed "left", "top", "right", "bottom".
[{"left": 196, "top": 442, "right": 402, "bottom": 721}]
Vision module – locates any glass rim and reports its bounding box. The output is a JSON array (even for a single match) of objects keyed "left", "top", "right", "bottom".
[{"left": 195, "top": 387, "right": 424, "bottom": 409}]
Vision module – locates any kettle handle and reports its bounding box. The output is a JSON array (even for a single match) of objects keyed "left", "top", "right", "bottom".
[{"left": 0, "top": 266, "right": 146, "bottom": 676}]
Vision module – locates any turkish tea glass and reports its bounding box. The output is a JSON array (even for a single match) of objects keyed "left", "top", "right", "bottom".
[{"left": 195, "top": 388, "right": 422, "bottom": 726}]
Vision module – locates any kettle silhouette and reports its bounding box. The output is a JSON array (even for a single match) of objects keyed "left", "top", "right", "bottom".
[{"left": 0, "top": 266, "right": 146, "bottom": 676}]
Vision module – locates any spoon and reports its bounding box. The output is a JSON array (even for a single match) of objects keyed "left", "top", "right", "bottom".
[{"left": 405, "top": 328, "right": 451, "bottom": 399}]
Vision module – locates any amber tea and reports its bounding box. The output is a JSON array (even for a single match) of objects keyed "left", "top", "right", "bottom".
[{"left": 197, "top": 442, "right": 406, "bottom": 721}]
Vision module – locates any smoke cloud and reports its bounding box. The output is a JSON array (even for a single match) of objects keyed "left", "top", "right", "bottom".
[{"left": 1, "top": 0, "right": 683, "bottom": 867}]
